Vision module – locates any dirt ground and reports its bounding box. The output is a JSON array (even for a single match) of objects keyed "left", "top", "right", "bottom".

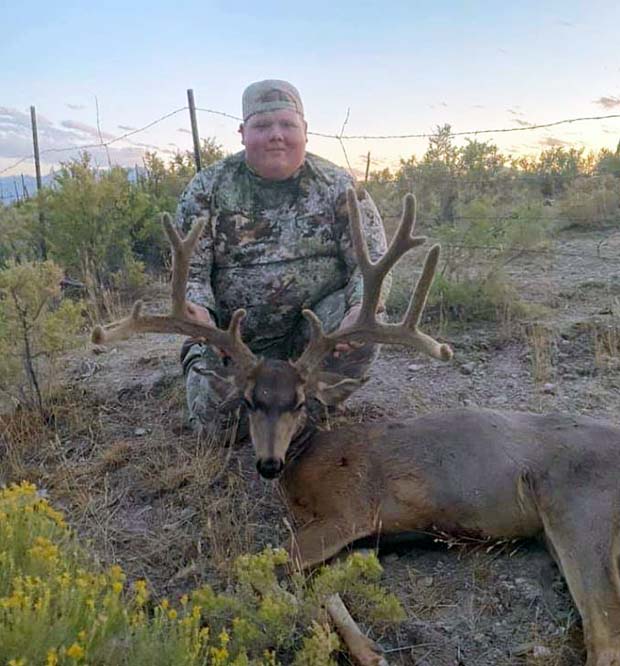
[{"left": 2, "top": 224, "right": 619, "bottom": 665}]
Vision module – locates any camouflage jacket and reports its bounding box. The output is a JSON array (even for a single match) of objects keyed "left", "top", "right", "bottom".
[{"left": 175, "top": 151, "right": 390, "bottom": 352}]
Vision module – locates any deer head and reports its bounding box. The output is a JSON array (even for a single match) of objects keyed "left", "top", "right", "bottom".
[{"left": 92, "top": 188, "right": 452, "bottom": 479}]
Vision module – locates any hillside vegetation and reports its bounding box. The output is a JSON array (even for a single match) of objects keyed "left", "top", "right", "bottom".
[{"left": 1, "top": 128, "right": 619, "bottom": 664}]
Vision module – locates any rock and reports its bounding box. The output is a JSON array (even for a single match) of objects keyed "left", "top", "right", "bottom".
[
  {"left": 532, "top": 646, "right": 553, "bottom": 658},
  {"left": 134, "top": 427, "right": 147, "bottom": 436},
  {"left": 407, "top": 363, "right": 425, "bottom": 372},
  {"left": 515, "top": 577, "right": 541, "bottom": 601},
  {"left": 460, "top": 362, "right": 475, "bottom": 375},
  {"left": 420, "top": 576, "right": 434, "bottom": 587},
  {"left": 91, "top": 345, "right": 109, "bottom": 355},
  {"left": 541, "top": 383, "right": 556, "bottom": 394}
]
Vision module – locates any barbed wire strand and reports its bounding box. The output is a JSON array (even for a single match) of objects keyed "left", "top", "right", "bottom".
[
  {"left": 337, "top": 108, "right": 356, "bottom": 177},
  {"left": 2, "top": 106, "right": 618, "bottom": 178},
  {"left": 309, "top": 113, "right": 620, "bottom": 140},
  {"left": 0, "top": 107, "right": 188, "bottom": 177}
]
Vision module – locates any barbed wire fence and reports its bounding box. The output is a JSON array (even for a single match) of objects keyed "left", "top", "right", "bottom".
[
  {"left": 2, "top": 88, "right": 619, "bottom": 181},
  {"left": 1, "top": 90, "right": 619, "bottom": 264}
]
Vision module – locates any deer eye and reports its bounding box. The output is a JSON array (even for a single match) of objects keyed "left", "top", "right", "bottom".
[{"left": 243, "top": 397, "right": 256, "bottom": 412}]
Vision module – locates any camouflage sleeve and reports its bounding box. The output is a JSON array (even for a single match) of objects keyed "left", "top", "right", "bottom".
[
  {"left": 338, "top": 188, "right": 391, "bottom": 314},
  {"left": 174, "top": 171, "right": 217, "bottom": 316}
]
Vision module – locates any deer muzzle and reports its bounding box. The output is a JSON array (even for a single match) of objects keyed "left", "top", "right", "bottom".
[{"left": 256, "top": 457, "right": 284, "bottom": 479}]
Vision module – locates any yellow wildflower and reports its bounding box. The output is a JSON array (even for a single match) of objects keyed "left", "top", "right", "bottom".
[
  {"left": 46, "top": 649, "right": 59, "bottom": 666},
  {"left": 167, "top": 608, "right": 178, "bottom": 620},
  {"left": 66, "top": 643, "right": 85, "bottom": 659},
  {"left": 210, "top": 646, "right": 230, "bottom": 666},
  {"left": 108, "top": 564, "right": 124, "bottom": 581}
]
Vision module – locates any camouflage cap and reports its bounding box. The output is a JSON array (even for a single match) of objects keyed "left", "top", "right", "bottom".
[{"left": 242, "top": 80, "right": 304, "bottom": 122}]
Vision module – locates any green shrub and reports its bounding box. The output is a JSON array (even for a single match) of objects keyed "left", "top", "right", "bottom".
[
  {"left": 0, "top": 261, "right": 83, "bottom": 415},
  {"left": 0, "top": 482, "right": 404, "bottom": 666},
  {"left": 559, "top": 176, "right": 620, "bottom": 227}
]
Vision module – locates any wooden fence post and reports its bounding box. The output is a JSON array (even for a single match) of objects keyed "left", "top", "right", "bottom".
[
  {"left": 187, "top": 89, "right": 202, "bottom": 173},
  {"left": 30, "top": 105, "right": 47, "bottom": 260}
]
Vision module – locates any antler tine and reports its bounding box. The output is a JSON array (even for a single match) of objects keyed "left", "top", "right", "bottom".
[
  {"left": 294, "top": 189, "right": 452, "bottom": 374},
  {"left": 91, "top": 215, "right": 257, "bottom": 370},
  {"left": 161, "top": 213, "right": 207, "bottom": 319},
  {"left": 347, "top": 188, "right": 427, "bottom": 326},
  {"left": 404, "top": 243, "right": 439, "bottom": 329},
  {"left": 92, "top": 301, "right": 144, "bottom": 346}
]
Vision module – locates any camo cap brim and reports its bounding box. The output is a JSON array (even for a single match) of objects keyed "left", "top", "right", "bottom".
[{"left": 242, "top": 80, "right": 304, "bottom": 122}]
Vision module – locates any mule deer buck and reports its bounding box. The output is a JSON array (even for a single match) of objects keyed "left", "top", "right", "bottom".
[{"left": 93, "top": 189, "right": 620, "bottom": 666}]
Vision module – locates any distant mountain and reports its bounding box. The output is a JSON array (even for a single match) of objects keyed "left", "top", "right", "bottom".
[
  {"left": 0, "top": 174, "right": 55, "bottom": 205},
  {"left": 0, "top": 167, "right": 145, "bottom": 206}
]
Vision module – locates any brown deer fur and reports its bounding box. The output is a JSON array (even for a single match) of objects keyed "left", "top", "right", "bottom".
[{"left": 279, "top": 409, "right": 620, "bottom": 666}]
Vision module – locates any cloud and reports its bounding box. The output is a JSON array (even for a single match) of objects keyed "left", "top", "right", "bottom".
[
  {"left": 118, "top": 124, "right": 136, "bottom": 131},
  {"left": 0, "top": 107, "right": 165, "bottom": 172},
  {"left": 507, "top": 108, "right": 523, "bottom": 116},
  {"left": 593, "top": 96, "right": 620, "bottom": 109},
  {"left": 177, "top": 127, "right": 191, "bottom": 134},
  {"left": 0, "top": 106, "right": 53, "bottom": 129},
  {"left": 124, "top": 138, "right": 176, "bottom": 155},
  {"left": 60, "top": 119, "right": 115, "bottom": 140},
  {"left": 556, "top": 19, "right": 574, "bottom": 27},
  {"left": 472, "top": 105, "right": 485, "bottom": 109},
  {"left": 539, "top": 136, "right": 569, "bottom": 147},
  {"left": 512, "top": 119, "right": 533, "bottom": 127},
  {"left": 66, "top": 103, "right": 86, "bottom": 111}
]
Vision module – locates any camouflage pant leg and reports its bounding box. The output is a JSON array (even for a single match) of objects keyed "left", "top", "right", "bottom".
[{"left": 184, "top": 344, "right": 246, "bottom": 439}]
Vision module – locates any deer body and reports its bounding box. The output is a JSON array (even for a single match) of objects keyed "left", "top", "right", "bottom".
[
  {"left": 282, "top": 408, "right": 620, "bottom": 560},
  {"left": 281, "top": 408, "right": 620, "bottom": 666}
]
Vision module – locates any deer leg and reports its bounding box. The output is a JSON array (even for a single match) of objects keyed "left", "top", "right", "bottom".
[
  {"left": 286, "top": 518, "right": 374, "bottom": 571},
  {"left": 538, "top": 498, "right": 620, "bottom": 666}
]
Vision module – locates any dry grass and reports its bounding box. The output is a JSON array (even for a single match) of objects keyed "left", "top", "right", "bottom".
[
  {"left": 592, "top": 318, "right": 620, "bottom": 372},
  {"left": 0, "top": 384, "right": 287, "bottom": 599},
  {"left": 524, "top": 323, "right": 557, "bottom": 385}
]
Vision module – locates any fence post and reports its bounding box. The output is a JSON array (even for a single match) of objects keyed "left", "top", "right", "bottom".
[
  {"left": 364, "top": 151, "right": 371, "bottom": 185},
  {"left": 30, "top": 105, "right": 47, "bottom": 260},
  {"left": 187, "top": 89, "right": 202, "bottom": 173}
]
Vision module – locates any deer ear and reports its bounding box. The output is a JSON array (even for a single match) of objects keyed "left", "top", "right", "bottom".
[{"left": 308, "top": 372, "right": 369, "bottom": 406}]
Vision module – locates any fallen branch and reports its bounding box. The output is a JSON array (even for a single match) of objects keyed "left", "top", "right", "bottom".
[{"left": 325, "top": 593, "right": 389, "bottom": 666}]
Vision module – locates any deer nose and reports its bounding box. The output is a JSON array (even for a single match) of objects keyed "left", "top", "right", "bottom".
[{"left": 257, "top": 458, "right": 283, "bottom": 479}]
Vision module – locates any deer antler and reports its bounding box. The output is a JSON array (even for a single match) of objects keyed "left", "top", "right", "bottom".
[
  {"left": 294, "top": 187, "right": 453, "bottom": 374},
  {"left": 91, "top": 213, "right": 257, "bottom": 374}
]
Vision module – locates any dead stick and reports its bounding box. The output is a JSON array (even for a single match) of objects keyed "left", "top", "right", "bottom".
[{"left": 325, "top": 593, "right": 389, "bottom": 666}]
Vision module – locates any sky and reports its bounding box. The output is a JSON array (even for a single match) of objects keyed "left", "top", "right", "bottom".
[{"left": 1, "top": 0, "right": 619, "bottom": 179}]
